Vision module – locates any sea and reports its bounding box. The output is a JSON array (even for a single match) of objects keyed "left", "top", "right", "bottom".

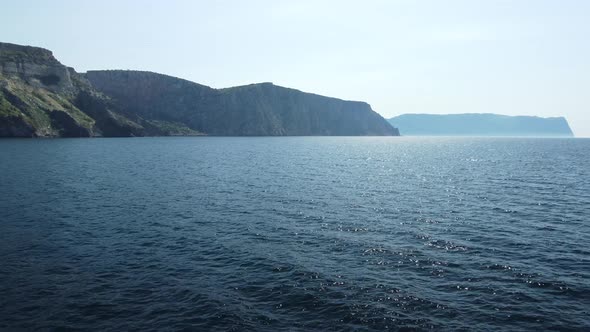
[{"left": 0, "top": 137, "right": 589, "bottom": 331}]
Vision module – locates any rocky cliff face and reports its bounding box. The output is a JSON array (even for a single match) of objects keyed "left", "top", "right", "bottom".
[
  {"left": 85, "top": 70, "right": 399, "bottom": 136},
  {"left": 0, "top": 42, "right": 153, "bottom": 137},
  {"left": 389, "top": 113, "right": 574, "bottom": 137},
  {"left": 0, "top": 43, "right": 74, "bottom": 94},
  {"left": 0, "top": 42, "right": 398, "bottom": 137},
  {"left": 1, "top": 43, "right": 91, "bottom": 137},
  {"left": 211, "top": 83, "right": 397, "bottom": 136}
]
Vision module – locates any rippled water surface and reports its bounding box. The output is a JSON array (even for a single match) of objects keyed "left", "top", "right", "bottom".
[{"left": 1, "top": 137, "right": 589, "bottom": 331}]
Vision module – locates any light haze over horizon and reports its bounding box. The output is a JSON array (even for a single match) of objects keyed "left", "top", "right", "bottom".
[{"left": 2, "top": 0, "right": 589, "bottom": 136}]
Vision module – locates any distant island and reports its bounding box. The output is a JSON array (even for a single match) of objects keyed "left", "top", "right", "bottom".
[
  {"left": 389, "top": 113, "right": 574, "bottom": 137},
  {"left": 0, "top": 42, "right": 398, "bottom": 137}
]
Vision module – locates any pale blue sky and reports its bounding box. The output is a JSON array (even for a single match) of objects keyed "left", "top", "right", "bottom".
[{"left": 2, "top": 0, "right": 589, "bottom": 136}]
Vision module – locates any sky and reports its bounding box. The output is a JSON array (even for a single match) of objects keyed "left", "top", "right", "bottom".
[{"left": 2, "top": 0, "right": 589, "bottom": 136}]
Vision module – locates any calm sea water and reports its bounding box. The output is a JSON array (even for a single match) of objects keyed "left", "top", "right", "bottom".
[{"left": 1, "top": 137, "right": 589, "bottom": 331}]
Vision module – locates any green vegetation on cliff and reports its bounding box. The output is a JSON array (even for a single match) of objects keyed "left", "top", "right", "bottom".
[{"left": 0, "top": 73, "right": 110, "bottom": 137}]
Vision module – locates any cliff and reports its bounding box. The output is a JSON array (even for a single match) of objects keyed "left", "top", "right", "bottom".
[
  {"left": 0, "top": 43, "right": 74, "bottom": 94},
  {"left": 389, "top": 113, "right": 574, "bottom": 137},
  {"left": 85, "top": 71, "right": 398, "bottom": 136},
  {"left": 0, "top": 42, "right": 164, "bottom": 137},
  {"left": 0, "top": 42, "right": 398, "bottom": 137}
]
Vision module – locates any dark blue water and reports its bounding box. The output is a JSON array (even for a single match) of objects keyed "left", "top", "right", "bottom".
[{"left": 1, "top": 137, "right": 589, "bottom": 331}]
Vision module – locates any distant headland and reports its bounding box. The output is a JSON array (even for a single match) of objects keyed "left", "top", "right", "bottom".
[{"left": 389, "top": 113, "right": 574, "bottom": 137}]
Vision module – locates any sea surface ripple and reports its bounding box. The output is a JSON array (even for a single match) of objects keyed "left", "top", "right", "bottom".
[{"left": 1, "top": 137, "right": 589, "bottom": 331}]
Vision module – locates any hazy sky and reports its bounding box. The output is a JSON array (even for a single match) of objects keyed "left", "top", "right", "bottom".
[{"left": 2, "top": 0, "right": 589, "bottom": 136}]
